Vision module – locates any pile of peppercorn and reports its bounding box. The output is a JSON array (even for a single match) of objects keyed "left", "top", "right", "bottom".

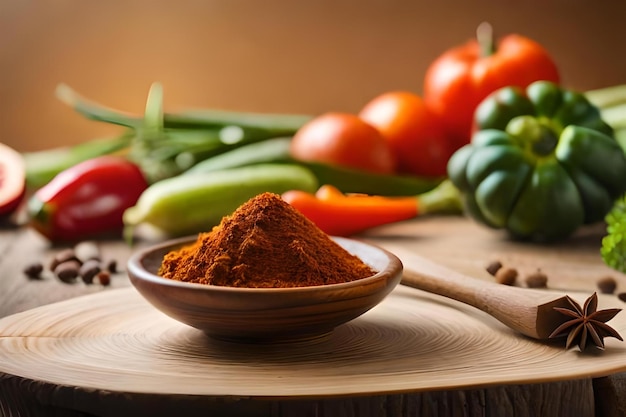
[{"left": 23, "top": 241, "right": 118, "bottom": 286}]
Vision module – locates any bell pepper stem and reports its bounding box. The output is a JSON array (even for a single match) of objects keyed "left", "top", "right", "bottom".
[{"left": 477, "top": 21, "right": 495, "bottom": 57}]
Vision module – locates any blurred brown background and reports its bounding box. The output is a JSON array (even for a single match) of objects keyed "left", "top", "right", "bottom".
[{"left": 2, "top": 0, "right": 625, "bottom": 152}]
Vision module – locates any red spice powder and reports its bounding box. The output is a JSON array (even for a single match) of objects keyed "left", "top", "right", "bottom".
[{"left": 158, "top": 192, "right": 375, "bottom": 288}]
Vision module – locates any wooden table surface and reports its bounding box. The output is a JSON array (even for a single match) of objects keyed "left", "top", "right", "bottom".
[{"left": 1, "top": 215, "right": 626, "bottom": 416}]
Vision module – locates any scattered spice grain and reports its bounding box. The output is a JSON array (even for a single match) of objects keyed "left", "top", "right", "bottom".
[
  {"left": 494, "top": 266, "right": 517, "bottom": 286},
  {"left": 25, "top": 240, "right": 120, "bottom": 286},
  {"left": 525, "top": 269, "right": 548, "bottom": 288},
  {"left": 54, "top": 260, "right": 81, "bottom": 283},
  {"left": 96, "top": 270, "right": 111, "bottom": 286},
  {"left": 49, "top": 248, "right": 80, "bottom": 271},
  {"left": 486, "top": 260, "right": 503, "bottom": 276},
  {"left": 159, "top": 192, "right": 376, "bottom": 288},
  {"left": 23, "top": 262, "right": 44, "bottom": 280},
  {"left": 597, "top": 276, "right": 617, "bottom": 294},
  {"left": 105, "top": 259, "right": 118, "bottom": 274},
  {"left": 79, "top": 259, "right": 102, "bottom": 284},
  {"left": 618, "top": 293, "right": 626, "bottom": 303}
]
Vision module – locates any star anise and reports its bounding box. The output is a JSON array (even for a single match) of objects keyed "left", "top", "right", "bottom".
[{"left": 549, "top": 292, "right": 623, "bottom": 351}]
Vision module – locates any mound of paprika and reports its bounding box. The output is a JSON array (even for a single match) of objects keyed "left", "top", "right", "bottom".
[{"left": 159, "top": 192, "right": 375, "bottom": 287}]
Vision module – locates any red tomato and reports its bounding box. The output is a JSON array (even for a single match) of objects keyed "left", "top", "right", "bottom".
[
  {"left": 359, "top": 91, "right": 452, "bottom": 177},
  {"left": 289, "top": 112, "right": 396, "bottom": 174},
  {"left": 0, "top": 142, "right": 26, "bottom": 216},
  {"left": 424, "top": 25, "right": 560, "bottom": 150}
]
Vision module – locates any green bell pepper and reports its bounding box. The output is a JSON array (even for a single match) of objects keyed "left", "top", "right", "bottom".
[{"left": 448, "top": 80, "right": 626, "bottom": 241}]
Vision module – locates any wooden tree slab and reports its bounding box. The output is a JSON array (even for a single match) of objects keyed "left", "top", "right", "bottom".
[{"left": 0, "top": 284, "right": 624, "bottom": 416}]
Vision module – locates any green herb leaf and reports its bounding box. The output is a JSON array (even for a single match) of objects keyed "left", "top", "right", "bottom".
[{"left": 602, "top": 196, "right": 626, "bottom": 273}]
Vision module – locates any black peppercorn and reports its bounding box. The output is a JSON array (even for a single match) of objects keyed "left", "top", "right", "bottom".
[
  {"left": 79, "top": 259, "right": 102, "bottom": 284},
  {"left": 525, "top": 270, "right": 548, "bottom": 288},
  {"left": 23, "top": 262, "right": 44, "bottom": 280},
  {"left": 597, "top": 276, "right": 617, "bottom": 294},
  {"left": 486, "top": 261, "right": 503, "bottom": 276},
  {"left": 54, "top": 260, "right": 81, "bottom": 283},
  {"left": 495, "top": 267, "right": 518, "bottom": 286}
]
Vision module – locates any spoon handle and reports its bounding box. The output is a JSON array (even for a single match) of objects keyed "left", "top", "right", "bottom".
[
  {"left": 399, "top": 252, "right": 519, "bottom": 309},
  {"left": 385, "top": 246, "right": 566, "bottom": 339}
]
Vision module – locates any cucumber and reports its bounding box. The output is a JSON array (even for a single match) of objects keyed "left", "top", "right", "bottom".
[{"left": 123, "top": 163, "right": 318, "bottom": 237}]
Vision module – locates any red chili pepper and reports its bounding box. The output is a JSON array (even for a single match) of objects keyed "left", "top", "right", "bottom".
[
  {"left": 423, "top": 22, "right": 560, "bottom": 151},
  {"left": 28, "top": 156, "right": 148, "bottom": 242},
  {"left": 282, "top": 180, "right": 462, "bottom": 236}
]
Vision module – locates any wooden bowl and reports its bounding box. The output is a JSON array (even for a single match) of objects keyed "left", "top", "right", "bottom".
[{"left": 127, "top": 236, "right": 403, "bottom": 343}]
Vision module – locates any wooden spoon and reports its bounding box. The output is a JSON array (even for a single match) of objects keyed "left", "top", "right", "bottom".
[{"left": 396, "top": 251, "right": 575, "bottom": 340}]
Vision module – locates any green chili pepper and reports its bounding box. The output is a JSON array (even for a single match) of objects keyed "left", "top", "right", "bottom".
[
  {"left": 123, "top": 163, "right": 319, "bottom": 239},
  {"left": 55, "top": 83, "right": 313, "bottom": 184},
  {"left": 56, "top": 83, "right": 312, "bottom": 133},
  {"left": 186, "top": 136, "right": 443, "bottom": 196},
  {"left": 448, "top": 80, "right": 626, "bottom": 242},
  {"left": 22, "top": 133, "right": 133, "bottom": 190}
]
